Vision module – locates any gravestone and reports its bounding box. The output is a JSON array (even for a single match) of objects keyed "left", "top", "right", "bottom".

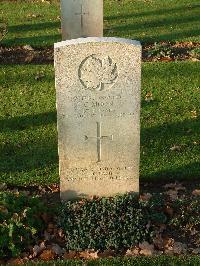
[
  {"left": 60, "top": 0, "right": 103, "bottom": 40},
  {"left": 54, "top": 37, "right": 141, "bottom": 200}
]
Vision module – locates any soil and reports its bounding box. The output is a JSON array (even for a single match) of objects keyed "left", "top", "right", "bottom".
[{"left": 0, "top": 42, "right": 199, "bottom": 64}]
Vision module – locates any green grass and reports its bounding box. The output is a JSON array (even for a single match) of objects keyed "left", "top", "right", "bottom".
[
  {"left": 0, "top": 0, "right": 199, "bottom": 47},
  {"left": 0, "top": 62, "right": 199, "bottom": 186},
  {"left": 25, "top": 256, "right": 200, "bottom": 266}
]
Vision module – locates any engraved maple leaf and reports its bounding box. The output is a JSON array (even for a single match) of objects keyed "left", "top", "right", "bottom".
[{"left": 79, "top": 54, "right": 118, "bottom": 91}]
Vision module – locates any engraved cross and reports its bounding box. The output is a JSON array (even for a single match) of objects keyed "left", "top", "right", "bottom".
[
  {"left": 75, "top": 4, "right": 89, "bottom": 29},
  {"left": 85, "top": 122, "right": 113, "bottom": 162}
]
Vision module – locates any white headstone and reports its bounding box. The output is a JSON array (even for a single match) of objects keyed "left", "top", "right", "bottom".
[
  {"left": 60, "top": 0, "right": 103, "bottom": 40},
  {"left": 54, "top": 37, "right": 141, "bottom": 200}
]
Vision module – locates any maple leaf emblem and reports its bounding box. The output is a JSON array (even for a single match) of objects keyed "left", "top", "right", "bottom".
[{"left": 78, "top": 54, "right": 118, "bottom": 91}]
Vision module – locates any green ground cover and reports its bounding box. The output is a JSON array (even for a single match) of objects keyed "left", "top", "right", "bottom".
[
  {"left": 24, "top": 256, "right": 200, "bottom": 266},
  {"left": 0, "top": 62, "right": 199, "bottom": 186},
  {"left": 1, "top": 0, "right": 199, "bottom": 47}
]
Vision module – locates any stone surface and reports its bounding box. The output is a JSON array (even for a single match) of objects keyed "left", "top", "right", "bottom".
[
  {"left": 54, "top": 37, "right": 141, "bottom": 200},
  {"left": 60, "top": 0, "right": 103, "bottom": 40}
]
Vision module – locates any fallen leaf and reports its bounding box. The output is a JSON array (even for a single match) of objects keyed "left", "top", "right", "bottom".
[
  {"left": 79, "top": 250, "right": 99, "bottom": 260},
  {"left": 164, "top": 182, "right": 186, "bottom": 191},
  {"left": 139, "top": 193, "right": 152, "bottom": 201},
  {"left": 33, "top": 242, "right": 46, "bottom": 257},
  {"left": 153, "top": 234, "right": 164, "bottom": 250},
  {"left": 63, "top": 251, "right": 77, "bottom": 259},
  {"left": 192, "top": 189, "right": 200, "bottom": 196},
  {"left": 170, "top": 145, "right": 182, "bottom": 151},
  {"left": 192, "top": 248, "right": 200, "bottom": 254},
  {"left": 39, "top": 249, "right": 56, "bottom": 261},
  {"left": 173, "top": 242, "right": 187, "bottom": 255},
  {"left": 139, "top": 241, "right": 155, "bottom": 256},
  {"left": 163, "top": 237, "right": 174, "bottom": 250},
  {"left": 35, "top": 72, "right": 45, "bottom": 81},
  {"left": 23, "top": 45, "right": 34, "bottom": 51},
  {"left": 145, "top": 92, "right": 153, "bottom": 102},
  {"left": 160, "top": 57, "right": 173, "bottom": 62},
  {"left": 0, "top": 205, "right": 8, "bottom": 214},
  {"left": 0, "top": 183, "right": 7, "bottom": 190},
  {"left": 51, "top": 243, "right": 64, "bottom": 256},
  {"left": 164, "top": 205, "right": 174, "bottom": 216},
  {"left": 165, "top": 190, "right": 178, "bottom": 200},
  {"left": 98, "top": 249, "right": 115, "bottom": 258},
  {"left": 191, "top": 110, "right": 197, "bottom": 118},
  {"left": 7, "top": 258, "right": 24, "bottom": 265},
  {"left": 125, "top": 247, "right": 140, "bottom": 256}
]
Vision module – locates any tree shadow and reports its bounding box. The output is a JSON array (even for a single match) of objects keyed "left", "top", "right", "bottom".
[
  {"left": 0, "top": 111, "right": 58, "bottom": 182},
  {"left": 105, "top": 4, "right": 200, "bottom": 21},
  {"left": 141, "top": 118, "right": 200, "bottom": 180},
  {"left": 0, "top": 111, "right": 57, "bottom": 132},
  {"left": 0, "top": 110, "right": 199, "bottom": 183},
  {"left": 110, "top": 16, "right": 199, "bottom": 33},
  {"left": 8, "top": 21, "right": 60, "bottom": 33},
  {"left": 104, "top": 3, "right": 200, "bottom": 42}
]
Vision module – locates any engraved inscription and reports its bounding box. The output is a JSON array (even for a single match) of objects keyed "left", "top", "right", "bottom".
[
  {"left": 85, "top": 122, "right": 113, "bottom": 162},
  {"left": 78, "top": 54, "right": 118, "bottom": 91},
  {"left": 65, "top": 166, "right": 135, "bottom": 181}
]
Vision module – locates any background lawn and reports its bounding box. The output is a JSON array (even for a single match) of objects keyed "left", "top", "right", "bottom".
[
  {"left": 0, "top": 0, "right": 200, "bottom": 47},
  {"left": 0, "top": 62, "right": 199, "bottom": 186}
]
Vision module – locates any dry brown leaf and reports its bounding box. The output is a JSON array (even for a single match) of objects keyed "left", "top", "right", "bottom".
[
  {"left": 153, "top": 234, "right": 164, "bottom": 250},
  {"left": 125, "top": 247, "right": 140, "bottom": 256},
  {"left": 98, "top": 249, "right": 115, "bottom": 258},
  {"left": 159, "top": 57, "right": 173, "bottom": 62},
  {"left": 192, "top": 248, "right": 200, "bottom": 254},
  {"left": 7, "top": 258, "right": 24, "bottom": 265},
  {"left": 51, "top": 243, "right": 64, "bottom": 256},
  {"left": 139, "top": 193, "right": 152, "bottom": 201},
  {"left": 165, "top": 190, "right": 178, "bottom": 200},
  {"left": 164, "top": 206, "right": 174, "bottom": 216},
  {"left": 173, "top": 242, "right": 187, "bottom": 255},
  {"left": 163, "top": 237, "right": 174, "bottom": 250},
  {"left": 23, "top": 45, "right": 34, "bottom": 51},
  {"left": 63, "top": 251, "right": 77, "bottom": 259},
  {"left": 139, "top": 241, "right": 155, "bottom": 256},
  {"left": 191, "top": 110, "right": 197, "bottom": 118},
  {"left": 170, "top": 145, "right": 182, "bottom": 151},
  {"left": 79, "top": 250, "right": 99, "bottom": 260},
  {"left": 39, "top": 249, "right": 56, "bottom": 261},
  {"left": 192, "top": 189, "right": 200, "bottom": 196},
  {"left": 164, "top": 182, "right": 186, "bottom": 191},
  {"left": 145, "top": 92, "right": 153, "bottom": 102},
  {"left": 0, "top": 205, "right": 8, "bottom": 214}
]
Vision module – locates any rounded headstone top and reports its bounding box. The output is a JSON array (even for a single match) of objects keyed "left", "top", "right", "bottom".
[{"left": 54, "top": 37, "right": 141, "bottom": 49}]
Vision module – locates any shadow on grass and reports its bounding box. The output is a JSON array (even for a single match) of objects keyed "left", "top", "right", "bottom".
[
  {"left": 0, "top": 111, "right": 57, "bottom": 132},
  {"left": 141, "top": 161, "right": 200, "bottom": 182},
  {"left": 105, "top": 4, "right": 200, "bottom": 20},
  {"left": 4, "top": 34, "right": 61, "bottom": 46},
  {"left": 0, "top": 111, "right": 58, "bottom": 182},
  {"left": 0, "top": 111, "right": 199, "bottom": 182},
  {"left": 104, "top": 3, "right": 200, "bottom": 42},
  {"left": 3, "top": 3, "right": 200, "bottom": 46},
  {"left": 110, "top": 16, "right": 199, "bottom": 33},
  {"left": 141, "top": 118, "right": 200, "bottom": 180},
  {"left": 8, "top": 21, "right": 60, "bottom": 33}
]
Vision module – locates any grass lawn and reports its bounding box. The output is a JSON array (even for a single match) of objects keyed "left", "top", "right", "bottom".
[
  {"left": 25, "top": 256, "right": 200, "bottom": 265},
  {"left": 0, "top": 0, "right": 200, "bottom": 47},
  {"left": 0, "top": 62, "right": 199, "bottom": 186}
]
